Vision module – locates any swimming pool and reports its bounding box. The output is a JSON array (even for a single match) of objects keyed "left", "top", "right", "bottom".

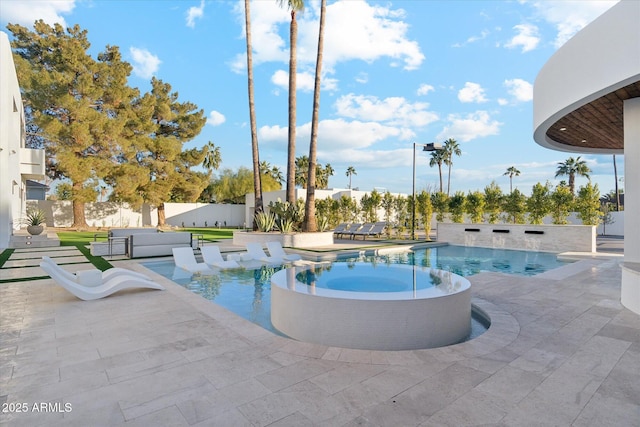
[{"left": 142, "top": 245, "right": 569, "bottom": 337}]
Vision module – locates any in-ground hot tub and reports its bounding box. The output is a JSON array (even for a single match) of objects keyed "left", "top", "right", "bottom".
[{"left": 271, "top": 263, "right": 471, "bottom": 350}]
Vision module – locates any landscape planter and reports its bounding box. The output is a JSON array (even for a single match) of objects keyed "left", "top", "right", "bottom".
[{"left": 27, "top": 225, "right": 44, "bottom": 236}]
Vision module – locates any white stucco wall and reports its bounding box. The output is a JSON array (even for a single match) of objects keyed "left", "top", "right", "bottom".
[{"left": 0, "top": 32, "right": 26, "bottom": 249}]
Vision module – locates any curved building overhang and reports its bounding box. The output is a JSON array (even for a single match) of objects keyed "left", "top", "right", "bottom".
[{"left": 533, "top": 0, "right": 640, "bottom": 154}]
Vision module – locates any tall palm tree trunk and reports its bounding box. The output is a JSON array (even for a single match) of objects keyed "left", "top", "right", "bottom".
[
  {"left": 244, "top": 0, "right": 263, "bottom": 228},
  {"left": 286, "top": 10, "right": 297, "bottom": 204},
  {"left": 303, "top": 0, "right": 326, "bottom": 232},
  {"left": 438, "top": 164, "right": 443, "bottom": 193},
  {"left": 447, "top": 164, "right": 452, "bottom": 196}
]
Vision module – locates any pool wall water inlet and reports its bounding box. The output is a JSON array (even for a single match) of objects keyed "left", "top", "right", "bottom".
[{"left": 271, "top": 266, "right": 471, "bottom": 350}]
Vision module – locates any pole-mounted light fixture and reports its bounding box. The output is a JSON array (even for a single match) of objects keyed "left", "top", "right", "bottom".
[{"left": 412, "top": 142, "right": 442, "bottom": 240}]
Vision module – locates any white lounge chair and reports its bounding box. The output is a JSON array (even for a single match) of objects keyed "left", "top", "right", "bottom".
[
  {"left": 40, "top": 262, "right": 164, "bottom": 301},
  {"left": 266, "top": 241, "right": 302, "bottom": 262},
  {"left": 172, "top": 247, "right": 213, "bottom": 273},
  {"left": 200, "top": 246, "right": 241, "bottom": 269},
  {"left": 246, "top": 243, "right": 281, "bottom": 264},
  {"left": 42, "top": 256, "right": 151, "bottom": 286}
]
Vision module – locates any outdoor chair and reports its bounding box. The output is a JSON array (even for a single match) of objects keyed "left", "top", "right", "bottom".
[
  {"left": 339, "top": 223, "right": 361, "bottom": 239},
  {"left": 333, "top": 223, "right": 350, "bottom": 238},
  {"left": 354, "top": 222, "right": 387, "bottom": 240},
  {"left": 39, "top": 261, "right": 164, "bottom": 301},
  {"left": 348, "top": 223, "right": 374, "bottom": 239},
  {"left": 246, "top": 243, "right": 282, "bottom": 264},
  {"left": 172, "top": 247, "right": 213, "bottom": 273},
  {"left": 200, "top": 245, "right": 241, "bottom": 269},
  {"left": 42, "top": 256, "right": 151, "bottom": 286},
  {"left": 266, "top": 241, "right": 302, "bottom": 262}
]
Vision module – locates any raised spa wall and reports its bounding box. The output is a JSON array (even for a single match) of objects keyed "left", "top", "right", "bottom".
[
  {"left": 233, "top": 231, "right": 334, "bottom": 248},
  {"left": 437, "top": 223, "right": 596, "bottom": 253}
]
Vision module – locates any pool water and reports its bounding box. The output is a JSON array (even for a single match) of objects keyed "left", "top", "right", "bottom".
[{"left": 142, "top": 245, "right": 569, "bottom": 338}]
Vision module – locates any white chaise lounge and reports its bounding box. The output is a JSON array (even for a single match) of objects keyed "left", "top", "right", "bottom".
[
  {"left": 172, "top": 247, "right": 213, "bottom": 273},
  {"left": 39, "top": 262, "right": 164, "bottom": 301},
  {"left": 246, "top": 243, "right": 281, "bottom": 264},
  {"left": 266, "top": 241, "right": 302, "bottom": 262},
  {"left": 200, "top": 246, "right": 240, "bottom": 269},
  {"left": 42, "top": 256, "right": 151, "bottom": 286}
]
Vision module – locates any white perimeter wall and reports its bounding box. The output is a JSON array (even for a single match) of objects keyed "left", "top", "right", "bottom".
[{"left": 26, "top": 201, "right": 245, "bottom": 228}]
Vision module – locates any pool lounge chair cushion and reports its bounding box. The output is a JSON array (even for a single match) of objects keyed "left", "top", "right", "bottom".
[{"left": 40, "top": 262, "right": 164, "bottom": 301}]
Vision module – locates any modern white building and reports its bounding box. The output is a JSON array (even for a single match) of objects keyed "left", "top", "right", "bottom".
[
  {"left": 0, "top": 31, "right": 46, "bottom": 249},
  {"left": 533, "top": 0, "right": 640, "bottom": 314}
]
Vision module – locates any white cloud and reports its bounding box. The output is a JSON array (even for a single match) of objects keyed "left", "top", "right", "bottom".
[
  {"left": 230, "top": 0, "right": 289, "bottom": 73},
  {"left": 259, "top": 118, "right": 414, "bottom": 153},
  {"left": 497, "top": 98, "right": 509, "bottom": 106},
  {"left": 0, "top": 0, "right": 75, "bottom": 27},
  {"left": 231, "top": 0, "right": 424, "bottom": 74},
  {"left": 504, "top": 78, "right": 533, "bottom": 103},
  {"left": 437, "top": 111, "right": 502, "bottom": 142},
  {"left": 129, "top": 47, "right": 161, "bottom": 79},
  {"left": 355, "top": 72, "right": 368, "bottom": 84},
  {"left": 207, "top": 110, "right": 226, "bottom": 126},
  {"left": 505, "top": 23, "right": 540, "bottom": 52},
  {"left": 417, "top": 84, "right": 435, "bottom": 96},
  {"left": 458, "top": 82, "right": 488, "bottom": 103},
  {"left": 186, "top": 0, "right": 205, "bottom": 28},
  {"left": 531, "top": 0, "right": 619, "bottom": 48},
  {"left": 334, "top": 94, "right": 438, "bottom": 128},
  {"left": 271, "top": 69, "right": 338, "bottom": 92}
]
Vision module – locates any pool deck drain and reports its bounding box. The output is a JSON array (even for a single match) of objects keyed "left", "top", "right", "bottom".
[{"left": 0, "top": 237, "right": 638, "bottom": 426}]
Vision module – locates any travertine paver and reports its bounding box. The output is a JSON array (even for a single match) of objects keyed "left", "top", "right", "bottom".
[{"left": 0, "top": 244, "right": 638, "bottom": 426}]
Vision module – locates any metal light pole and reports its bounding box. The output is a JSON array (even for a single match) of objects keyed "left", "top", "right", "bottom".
[{"left": 411, "top": 142, "right": 442, "bottom": 240}]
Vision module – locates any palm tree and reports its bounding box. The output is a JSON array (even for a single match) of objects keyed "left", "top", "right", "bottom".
[
  {"left": 346, "top": 166, "right": 356, "bottom": 189},
  {"left": 503, "top": 166, "right": 521, "bottom": 194},
  {"left": 203, "top": 141, "right": 221, "bottom": 173},
  {"left": 244, "top": 0, "right": 263, "bottom": 227},
  {"left": 429, "top": 150, "right": 446, "bottom": 193},
  {"left": 295, "top": 155, "right": 309, "bottom": 188},
  {"left": 278, "top": 0, "right": 305, "bottom": 204},
  {"left": 443, "top": 138, "right": 461, "bottom": 196},
  {"left": 555, "top": 156, "right": 590, "bottom": 195},
  {"left": 303, "top": 0, "right": 326, "bottom": 232}
]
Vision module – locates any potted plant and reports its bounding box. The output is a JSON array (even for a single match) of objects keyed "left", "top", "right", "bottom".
[{"left": 23, "top": 208, "right": 47, "bottom": 235}]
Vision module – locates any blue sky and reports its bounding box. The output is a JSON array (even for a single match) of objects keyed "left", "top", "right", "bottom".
[{"left": 1, "top": 0, "right": 623, "bottom": 197}]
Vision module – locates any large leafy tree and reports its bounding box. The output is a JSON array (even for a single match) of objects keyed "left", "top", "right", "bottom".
[
  {"left": 303, "top": 0, "right": 327, "bottom": 232},
  {"left": 111, "top": 78, "right": 208, "bottom": 226},
  {"left": 575, "top": 182, "right": 601, "bottom": 225},
  {"left": 550, "top": 183, "right": 573, "bottom": 224},
  {"left": 211, "top": 167, "right": 280, "bottom": 204},
  {"left": 443, "top": 138, "right": 461, "bottom": 196},
  {"left": 483, "top": 181, "right": 503, "bottom": 224},
  {"left": 244, "top": 0, "right": 264, "bottom": 228},
  {"left": 278, "top": 0, "right": 305, "bottom": 204},
  {"left": 526, "top": 182, "right": 552, "bottom": 224},
  {"left": 555, "top": 156, "right": 590, "bottom": 195},
  {"left": 10, "top": 21, "right": 137, "bottom": 228}
]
